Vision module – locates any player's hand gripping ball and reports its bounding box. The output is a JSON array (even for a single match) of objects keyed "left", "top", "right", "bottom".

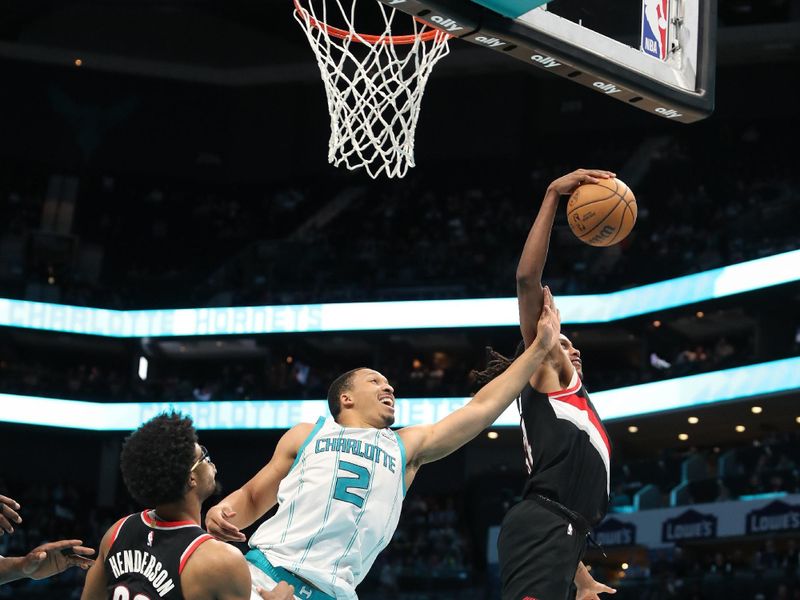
[{"left": 567, "top": 177, "right": 637, "bottom": 247}]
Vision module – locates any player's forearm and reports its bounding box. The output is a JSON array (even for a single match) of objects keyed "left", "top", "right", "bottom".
[
  {"left": 516, "top": 188, "right": 560, "bottom": 286},
  {"left": 218, "top": 487, "right": 263, "bottom": 529},
  {"left": 472, "top": 339, "right": 549, "bottom": 415},
  {"left": 0, "top": 556, "right": 26, "bottom": 585},
  {"left": 416, "top": 338, "right": 550, "bottom": 465}
]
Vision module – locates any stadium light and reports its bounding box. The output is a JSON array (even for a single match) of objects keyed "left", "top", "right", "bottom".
[
  {"left": 1, "top": 357, "right": 798, "bottom": 431},
  {"left": 0, "top": 249, "right": 798, "bottom": 337}
]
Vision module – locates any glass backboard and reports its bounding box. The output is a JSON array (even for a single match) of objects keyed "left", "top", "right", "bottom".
[{"left": 376, "top": 0, "right": 716, "bottom": 122}]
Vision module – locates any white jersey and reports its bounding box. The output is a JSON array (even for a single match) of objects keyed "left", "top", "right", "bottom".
[{"left": 249, "top": 416, "right": 407, "bottom": 600}]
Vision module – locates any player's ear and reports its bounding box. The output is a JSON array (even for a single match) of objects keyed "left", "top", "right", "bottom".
[
  {"left": 187, "top": 472, "right": 198, "bottom": 490},
  {"left": 340, "top": 392, "right": 355, "bottom": 410}
]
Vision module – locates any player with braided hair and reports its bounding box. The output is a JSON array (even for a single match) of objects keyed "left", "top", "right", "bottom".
[{"left": 473, "top": 169, "right": 618, "bottom": 600}]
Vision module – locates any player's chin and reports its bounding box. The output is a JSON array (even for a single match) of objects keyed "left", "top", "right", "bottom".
[{"left": 382, "top": 414, "right": 396, "bottom": 428}]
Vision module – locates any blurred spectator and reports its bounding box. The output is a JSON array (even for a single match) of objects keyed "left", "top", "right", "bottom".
[{"left": 0, "top": 121, "right": 797, "bottom": 311}]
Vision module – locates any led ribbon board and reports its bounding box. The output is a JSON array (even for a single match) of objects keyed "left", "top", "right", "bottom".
[
  {"left": 377, "top": 0, "right": 716, "bottom": 123},
  {"left": 1, "top": 357, "right": 798, "bottom": 430},
  {"left": 0, "top": 250, "right": 797, "bottom": 337}
]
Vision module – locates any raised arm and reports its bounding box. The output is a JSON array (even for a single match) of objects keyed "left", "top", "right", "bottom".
[
  {"left": 517, "top": 169, "right": 615, "bottom": 347},
  {"left": 400, "top": 288, "right": 561, "bottom": 475},
  {"left": 205, "top": 422, "right": 312, "bottom": 541}
]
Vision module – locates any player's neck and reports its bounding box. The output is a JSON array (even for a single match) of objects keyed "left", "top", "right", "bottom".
[
  {"left": 336, "top": 413, "right": 381, "bottom": 430},
  {"left": 153, "top": 497, "right": 202, "bottom": 525}
]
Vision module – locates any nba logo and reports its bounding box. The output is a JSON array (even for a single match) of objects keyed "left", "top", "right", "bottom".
[
  {"left": 641, "top": 0, "right": 669, "bottom": 61},
  {"left": 147, "top": 531, "right": 154, "bottom": 547}
]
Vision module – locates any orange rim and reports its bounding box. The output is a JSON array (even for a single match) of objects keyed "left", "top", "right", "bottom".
[{"left": 293, "top": 0, "right": 448, "bottom": 44}]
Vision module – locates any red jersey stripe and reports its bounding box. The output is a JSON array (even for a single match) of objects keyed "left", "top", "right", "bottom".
[
  {"left": 141, "top": 510, "right": 198, "bottom": 529},
  {"left": 109, "top": 515, "right": 132, "bottom": 548},
  {"left": 551, "top": 393, "right": 611, "bottom": 455},
  {"left": 179, "top": 534, "right": 213, "bottom": 574}
]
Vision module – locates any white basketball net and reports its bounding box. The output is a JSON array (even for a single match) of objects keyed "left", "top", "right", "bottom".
[{"left": 293, "top": 0, "right": 451, "bottom": 179}]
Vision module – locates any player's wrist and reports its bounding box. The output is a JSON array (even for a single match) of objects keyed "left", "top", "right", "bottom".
[
  {"left": 543, "top": 185, "right": 562, "bottom": 200},
  {"left": 3, "top": 556, "right": 26, "bottom": 580},
  {"left": 212, "top": 500, "right": 230, "bottom": 513},
  {"left": 529, "top": 337, "right": 551, "bottom": 359}
]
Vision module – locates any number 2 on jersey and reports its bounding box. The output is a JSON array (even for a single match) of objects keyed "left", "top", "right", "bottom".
[{"left": 333, "top": 461, "right": 370, "bottom": 508}]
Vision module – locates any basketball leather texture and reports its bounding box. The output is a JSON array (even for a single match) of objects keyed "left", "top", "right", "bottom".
[{"left": 567, "top": 178, "right": 637, "bottom": 247}]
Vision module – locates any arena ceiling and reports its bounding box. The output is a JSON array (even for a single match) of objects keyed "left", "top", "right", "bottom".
[{"left": 0, "top": 0, "right": 797, "bottom": 85}]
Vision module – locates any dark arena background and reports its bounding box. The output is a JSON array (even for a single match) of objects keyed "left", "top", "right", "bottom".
[{"left": 1, "top": 0, "right": 800, "bottom": 599}]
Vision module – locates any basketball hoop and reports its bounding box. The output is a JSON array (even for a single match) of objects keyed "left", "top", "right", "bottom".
[{"left": 293, "top": 0, "right": 451, "bottom": 179}]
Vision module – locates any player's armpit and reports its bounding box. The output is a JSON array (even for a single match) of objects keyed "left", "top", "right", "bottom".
[{"left": 240, "top": 422, "right": 313, "bottom": 512}]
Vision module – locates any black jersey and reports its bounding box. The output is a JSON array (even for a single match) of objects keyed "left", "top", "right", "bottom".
[
  {"left": 517, "top": 371, "right": 611, "bottom": 526},
  {"left": 103, "top": 511, "right": 213, "bottom": 600}
]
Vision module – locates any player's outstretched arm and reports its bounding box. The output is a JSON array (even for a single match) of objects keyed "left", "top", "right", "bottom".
[
  {"left": 0, "top": 539, "right": 94, "bottom": 586},
  {"left": 206, "top": 422, "right": 313, "bottom": 542},
  {"left": 400, "top": 288, "right": 561, "bottom": 471},
  {"left": 517, "top": 169, "right": 614, "bottom": 348}
]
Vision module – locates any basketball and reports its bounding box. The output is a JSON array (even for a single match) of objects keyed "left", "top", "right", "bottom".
[{"left": 567, "top": 177, "right": 637, "bottom": 247}]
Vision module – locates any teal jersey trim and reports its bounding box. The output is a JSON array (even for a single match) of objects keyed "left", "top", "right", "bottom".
[
  {"left": 468, "top": 0, "right": 551, "bottom": 19},
  {"left": 246, "top": 550, "right": 335, "bottom": 600},
  {"left": 289, "top": 416, "right": 326, "bottom": 473},
  {"left": 393, "top": 429, "right": 408, "bottom": 497}
]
